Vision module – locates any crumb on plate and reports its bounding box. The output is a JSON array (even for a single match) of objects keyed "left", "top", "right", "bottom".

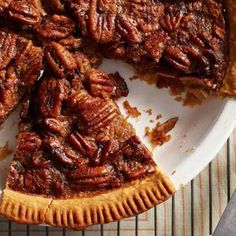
[
  {"left": 123, "top": 100, "right": 141, "bottom": 118},
  {"left": 0, "top": 142, "right": 13, "bottom": 161},
  {"left": 145, "top": 117, "right": 178, "bottom": 148}
]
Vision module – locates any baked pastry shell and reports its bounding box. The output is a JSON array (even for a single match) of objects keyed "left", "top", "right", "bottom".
[{"left": 0, "top": 169, "right": 175, "bottom": 229}]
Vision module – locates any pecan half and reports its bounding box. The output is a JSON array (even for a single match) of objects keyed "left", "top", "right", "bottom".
[
  {"left": 68, "top": 0, "right": 90, "bottom": 36},
  {"left": 78, "top": 94, "right": 119, "bottom": 133},
  {"left": 91, "top": 140, "right": 120, "bottom": 165},
  {"left": 68, "top": 132, "right": 97, "bottom": 156},
  {"left": 70, "top": 164, "right": 113, "bottom": 179},
  {"left": 164, "top": 46, "right": 191, "bottom": 73},
  {"left": 43, "top": 137, "right": 74, "bottom": 165},
  {"left": 69, "top": 164, "right": 115, "bottom": 188},
  {"left": 12, "top": 39, "right": 43, "bottom": 86},
  {"left": 38, "top": 15, "right": 75, "bottom": 40},
  {"left": 88, "top": 0, "right": 117, "bottom": 43},
  {"left": 45, "top": 42, "right": 77, "bottom": 78},
  {"left": 37, "top": 78, "right": 69, "bottom": 117},
  {"left": 128, "top": 0, "right": 164, "bottom": 33},
  {"left": 8, "top": 1, "right": 41, "bottom": 26},
  {"left": 43, "top": 118, "right": 69, "bottom": 137},
  {"left": 86, "top": 69, "right": 128, "bottom": 99},
  {"left": 67, "top": 90, "right": 119, "bottom": 133},
  {"left": 160, "top": 7, "right": 183, "bottom": 32},
  {"left": 116, "top": 16, "right": 142, "bottom": 43},
  {"left": 0, "top": 31, "right": 17, "bottom": 70}
]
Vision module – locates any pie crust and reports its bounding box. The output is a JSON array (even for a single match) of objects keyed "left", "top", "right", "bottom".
[{"left": 0, "top": 169, "right": 174, "bottom": 229}]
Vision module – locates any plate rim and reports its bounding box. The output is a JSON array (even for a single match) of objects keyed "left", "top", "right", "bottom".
[{"left": 169, "top": 98, "right": 236, "bottom": 189}]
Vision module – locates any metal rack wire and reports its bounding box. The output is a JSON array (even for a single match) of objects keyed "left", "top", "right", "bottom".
[{"left": 0, "top": 138, "right": 233, "bottom": 236}]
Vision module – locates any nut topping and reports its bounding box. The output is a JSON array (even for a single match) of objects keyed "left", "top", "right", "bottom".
[
  {"left": 144, "top": 30, "right": 169, "bottom": 62},
  {"left": 88, "top": 0, "right": 117, "bottom": 43},
  {"left": 8, "top": 1, "right": 41, "bottom": 26},
  {"left": 44, "top": 137, "right": 74, "bottom": 165},
  {"left": 38, "top": 78, "right": 69, "bottom": 117},
  {"left": 38, "top": 15, "right": 75, "bottom": 40},
  {"left": 164, "top": 46, "right": 191, "bottom": 73},
  {"left": 0, "top": 31, "right": 17, "bottom": 70},
  {"left": 45, "top": 42, "right": 77, "bottom": 78},
  {"left": 160, "top": 7, "right": 183, "bottom": 32},
  {"left": 15, "top": 132, "right": 42, "bottom": 160},
  {"left": 69, "top": 164, "right": 115, "bottom": 188},
  {"left": 68, "top": 132, "right": 97, "bottom": 156},
  {"left": 12, "top": 39, "right": 43, "bottom": 86},
  {"left": 24, "top": 169, "right": 51, "bottom": 194},
  {"left": 86, "top": 69, "right": 128, "bottom": 99},
  {"left": 44, "top": 118, "right": 69, "bottom": 137},
  {"left": 116, "top": 16, "right": 142, "bottom": 43}
]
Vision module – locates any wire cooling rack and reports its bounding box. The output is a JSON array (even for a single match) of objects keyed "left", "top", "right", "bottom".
[{"left": 0, "top": 137, "right": 234, "bottom": 236}]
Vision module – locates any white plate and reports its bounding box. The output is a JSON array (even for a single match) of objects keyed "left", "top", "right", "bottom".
[{"left": 0, "top": 59, "right": 236, "bottom": 194}]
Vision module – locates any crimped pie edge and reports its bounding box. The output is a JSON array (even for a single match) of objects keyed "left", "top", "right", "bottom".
[{"left": 0, "top": 168, "right": 175, "bottom": 229}]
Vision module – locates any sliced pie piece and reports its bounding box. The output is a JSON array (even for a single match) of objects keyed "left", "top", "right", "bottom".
[
  {"left": 0, "top": 29, "right": 43, "bottom": 124},
  {"left": 0, "top": 67, "right": 175, "bottom": 229}
]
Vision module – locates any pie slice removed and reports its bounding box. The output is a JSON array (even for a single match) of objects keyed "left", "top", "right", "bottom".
[{"left": 0, "top": 70, "right": 175, "bottom": 229}]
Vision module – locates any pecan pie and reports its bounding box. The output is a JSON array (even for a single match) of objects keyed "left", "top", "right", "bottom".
[
  {"left": 0, "top": 0, "right": 235, "bottom": 230},
  {"left": 0, "top": 59, "right": 174, "bottom": 229}
]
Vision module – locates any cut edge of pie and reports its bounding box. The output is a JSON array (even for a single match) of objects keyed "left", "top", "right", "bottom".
[{"left": 0, "top": 168, "right": 174, "bottom": 229}]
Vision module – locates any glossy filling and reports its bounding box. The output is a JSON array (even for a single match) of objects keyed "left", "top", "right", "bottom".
[
  {"left": 0, "top": 0, "right": 228, "bottom": 125},
  {"left": 69, "top": 0, "right": 228, "bottom": 89},
  {"left": 6, "top": 44, "right": 156, "bottom": 198}
]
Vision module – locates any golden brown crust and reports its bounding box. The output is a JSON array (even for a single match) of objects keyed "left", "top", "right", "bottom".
[
  {"left": 220, "top": 0, "right": 236, "bottom": 96},
  {"left": 0, "top": 169, "right": 175, "bottom": 229},
  {"left": 0, "top": 189, "right": 52, "bottom": 225}
]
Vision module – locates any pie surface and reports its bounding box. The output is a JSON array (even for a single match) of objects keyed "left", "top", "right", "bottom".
[{"left": 0, "top": 0, "right": 235, "bottom": 230}]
